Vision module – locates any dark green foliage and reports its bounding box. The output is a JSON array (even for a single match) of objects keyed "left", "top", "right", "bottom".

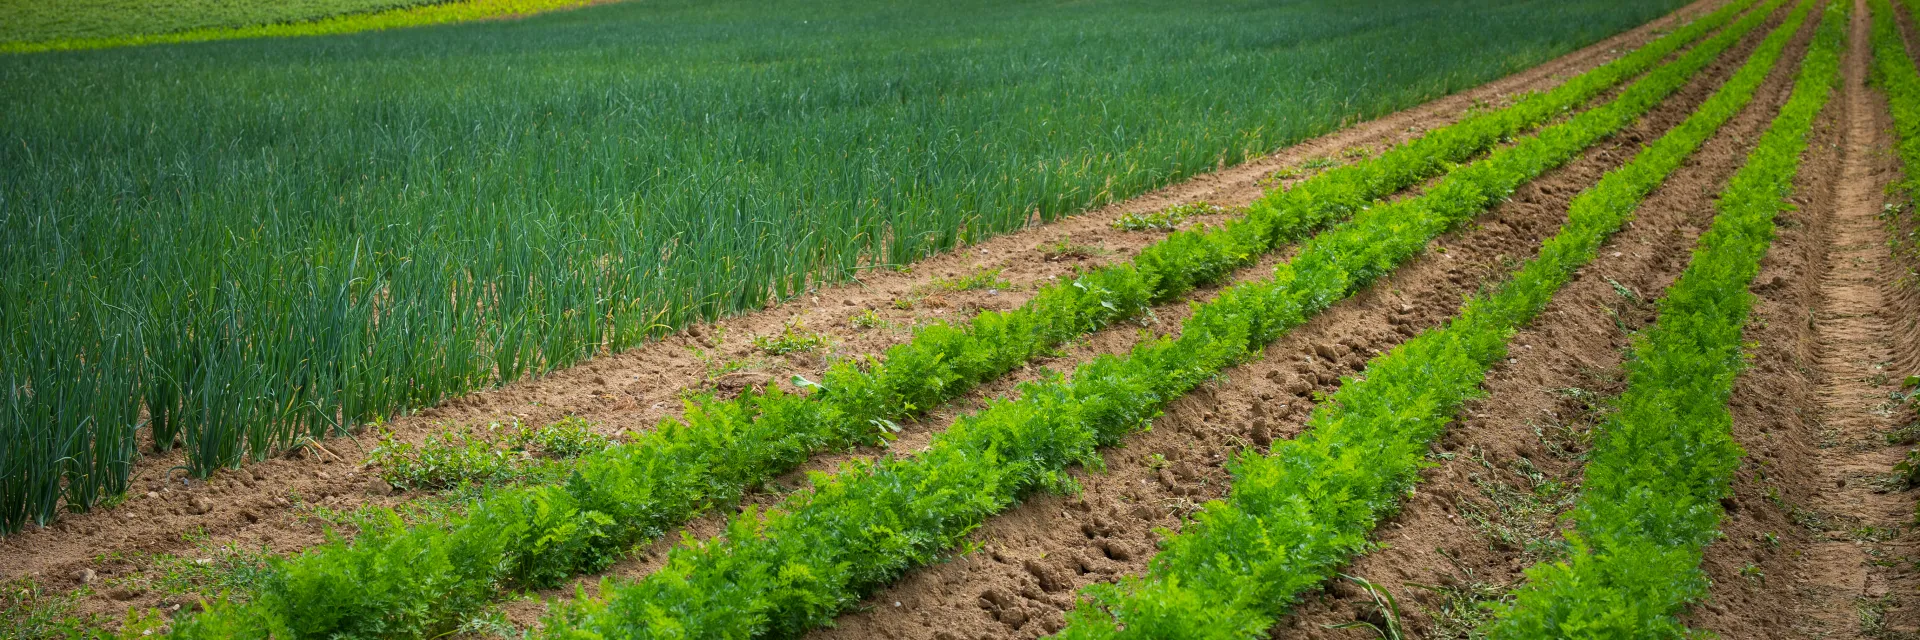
[
  {"left": 525, "top": 7, "right": 1753, "bottom": 634},
  {"left": 0, "top": 0, "right": 1692, "bottom": 534},
  {"left": 1055, "top": 1, "right": 1811, "bottom": 636},
  {"left": 1488, "top": 2, "right": 1843, "bottom": 635}
]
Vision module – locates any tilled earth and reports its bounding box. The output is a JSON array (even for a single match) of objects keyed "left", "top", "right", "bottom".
[
  {"left": 805, "top": 0, "right": 1789, "bottom": 637},
  {"left": 20, "top": 0, "right": 1920, "bottom": 638}
]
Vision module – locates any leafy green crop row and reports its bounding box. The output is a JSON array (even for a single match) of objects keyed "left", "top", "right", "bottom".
[
  {"left": 1885, "top": 0, "right": 1920, "bottom": 200},
  {"left": 1894, "top": 0, "right": 1920, "bottom": 448},
  {"left": 1487, "top": 1, "right": 1843, "bottom": 635},
  {"left": 1051, "top": 0, "right": 1816, "bottom": 636},
  {"left": 0, "top": 0, "right": 593, "bottom": 54},
  {"left": 156, "top": 6, "right": 1753, "bottom": 638},
  {"left": 0, "top": 0, "right": 1692, "bottom": 539},
  {"left": 507, "top": 7, "right": 1772, "bottom": 635}
]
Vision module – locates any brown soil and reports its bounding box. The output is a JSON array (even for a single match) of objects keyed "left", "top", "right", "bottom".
[
  {"left": 1742, "top": 2, "right": 1920, "bottom": 636},
  {"left": 0, "top": 0, "right": 1737, "bottom": 629},
  {"left": 495, "top": 0, "right": 1735, "bottom": 624},
  {"left": 795, "top": 2, "right": 1778, "bottom": 637},
  {"left": 1274, "top": 2, "right": 1825, "bottom": 638}
]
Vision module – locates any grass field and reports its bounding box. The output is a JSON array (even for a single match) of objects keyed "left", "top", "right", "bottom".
[{"left": 0, "top": 0, "right": 1690, "bottom": 533}]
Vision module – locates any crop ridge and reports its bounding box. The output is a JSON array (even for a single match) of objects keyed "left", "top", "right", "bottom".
[
  {"left": 1048, "top": 1, "right": 1820, "bottom": 637},
  {"left": 0, "top": 0, "right": 1707, "bottom": 547},
  {"left": 1483, "top": 0, "right": 1844, "bottom": 634},
  {"left": 141, "top": 6, "right": 1763, "bottom": 639},
  {"left": 479, "top": 6, "right": 1782, "bottom": 635}
]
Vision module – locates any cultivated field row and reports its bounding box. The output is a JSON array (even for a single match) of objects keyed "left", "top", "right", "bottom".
[
  {"left": 4, "top": 0, "right": 1691, "bottom": 539},
  {"left": 21, "top": 0, "right": 1920, "bottom": 636},
  {"left": 0, "top": 0, "right": 1722, "bottom": 621},
  {"left": 162, "top": 2, "right": 1771, "bottom": 635}
]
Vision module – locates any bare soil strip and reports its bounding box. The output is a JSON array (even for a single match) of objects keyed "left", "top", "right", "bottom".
[
  {"left": 790, "top": 4, "right": 1779, "bottom": 637},
  {"left": 0, "top": 0, "right": 1729, "bottom": 625},
  {"left": 1765, "top": 2, "right": 1920, "bottom": 635}
]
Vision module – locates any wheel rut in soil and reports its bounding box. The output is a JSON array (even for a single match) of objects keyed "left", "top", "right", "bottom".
[
  {"left": 1777, "top": 1, "right": 1920, "bottom": 635},
  {"left": 791, "top": 3, "right": 1779, "bottom": 636}
]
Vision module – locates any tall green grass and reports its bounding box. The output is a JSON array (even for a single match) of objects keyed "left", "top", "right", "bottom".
[{"left": 0, "top": 0, "right": 1689, "bottom": 533}]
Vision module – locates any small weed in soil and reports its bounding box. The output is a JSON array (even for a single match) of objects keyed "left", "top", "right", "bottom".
[
  {"left": 1262, "top": 156, "right": 1345, "bottom": 185},
  {"left": 368, "top": 417, "right": 611, "bottom": 491},
  {"left": 1302, "top": 155, "right": 1340, "bottom": 170},
  {"left": 1894, "top": 450, "right": 1920, "bottom": 491},
  {"left": 1325, "top": 573, "right": 1409, "bottom": 640},
  {"left": 135, "top": 544, "right": 276, "bottom": 602},
  {"left": 1461, "top": 455, "right": 1574, "bottom": 561},
  {"left": 930, "top": 268, "right": 1011, "bottom": 292},
  {"left": 3, "top": 576, "right": 165, "bottom": 639},
  {"left": 1414, "top": 577, "right": 1510, "bottom": 639},
  {"left": 1041, "top": 236, "right": 1103, "bottom": 261},
  {"left": 1111, "top": 201, "right": 1222, "bottom": 231},
  {"left": 453, "top": 609, "right": 522, "bottom": 639},
  {"left": 751, "top": 320, "right": 830, "bottom": 355},
  {"left": 849, "top": 308, "right": 889, "bottom": 330},
  {"left": 1856, "top": 594, "right": 1920, "bottom": 640}
]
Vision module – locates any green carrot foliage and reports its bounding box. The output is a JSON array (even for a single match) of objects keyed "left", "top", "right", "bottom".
[
  {"left": 1488, "top": 1, "right": 1844, "bottom": 634},
  {"left": 1058, "top": 1, "right": 1820, "bottom": 636}
]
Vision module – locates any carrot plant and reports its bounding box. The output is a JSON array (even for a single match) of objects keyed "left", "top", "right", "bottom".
[
  {"left": 517, "top": 8, "right": 1769, "bottom": 632},
  {"left": 1488, "top": 1, "right": 1843, "bottom": 634},
  {"left": 1057, "top": 1, "right": 1822, "bottom": 635},
  {"left": 1888, "top": 0, "right": 1920, "bottom": 455},
  {"left": 75, "top": 4, "right": 1746, "bottom": 638},
  {"left": 0, "top": 0, "right": 1696, "bottom": 536},
  {"left": 1886, "top": 0, "right": 1920, "bottom": 204},
  {"left": 156, "top": 6, "right": 1754, "bottom": 637}
]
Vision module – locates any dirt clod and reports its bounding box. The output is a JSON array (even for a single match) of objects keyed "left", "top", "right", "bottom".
[{"left": 186, "top": 497, "right": 213, "bottom": 515}]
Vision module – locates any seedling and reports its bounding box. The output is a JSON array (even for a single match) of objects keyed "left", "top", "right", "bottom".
[
  {"left": 931, "top": 268, "right": 1011, "bottom": 292},
  {"left": 1041, "top": 237, "right": 1102, "bottom": 261},
  {"left": 752, "top": 320, "right": 830, "bottom": 355},
  {"left": 1324, "top": 574, "right": 1406, "bottom": 640},
  {"left": 849, "top": 308, "right": 888, "bottom": 330},
  {"left": 1111, "top": 202, "right": 1222, "bottom": 231}
]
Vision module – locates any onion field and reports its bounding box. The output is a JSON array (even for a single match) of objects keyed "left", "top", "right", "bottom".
[
  {"left": 0, "top": 0, "right": 1686, "bottom": 533},
  {"left": 8, "top": 0, "right": 1920, "bottom": 637}
]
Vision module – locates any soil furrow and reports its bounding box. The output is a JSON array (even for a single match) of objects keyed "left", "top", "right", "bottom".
[
  {"left": 1767, "top": 2, "right": 1920, "bottom": 635},
  {"left": 490, "top": 13, "right": 1754, "bottom": 623},
  {"left": 790, "top": 4, "right": 1778, "bottom": 636},
  {"left": 1265, "top": 4, "right": 1821, "bottom": 639}
]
